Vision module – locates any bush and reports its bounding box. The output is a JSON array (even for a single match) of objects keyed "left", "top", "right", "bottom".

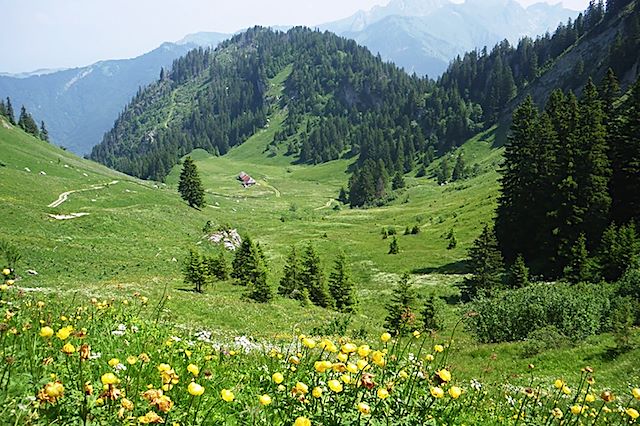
[
  {"left": 521, "top": 325, "right": 571, "bottom": 357},
  {"left": 466, "top": 282, "right": 613, "bottom": 343}
]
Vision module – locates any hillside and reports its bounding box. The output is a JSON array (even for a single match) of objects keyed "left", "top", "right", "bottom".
[{"left": 0, "top": 33, "right": 229, "bottom": 155}]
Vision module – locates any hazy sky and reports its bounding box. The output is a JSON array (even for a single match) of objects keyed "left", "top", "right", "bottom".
[{"left": 2, "top": 0, "right": 590, "bottom": 73}]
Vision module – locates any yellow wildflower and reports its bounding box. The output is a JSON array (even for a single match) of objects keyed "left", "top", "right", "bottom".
[
  {"left": 377, "top": 388, "right": 390, "bottom": 399},
  {"left": 40, "top": 326, "right": 54, "bottom": 338},
  {"left": 56, "top": 326, "right": 73, "bottom": 340},
  {"left": 295, "top": 382, "right": 309, "bottom": 394},
  {"left": 357, "top": 402, "right": 371, "bottom": 415},
  {"left": 632, "top": 388, "right": 640, "bottom": 400},
  {"left": 302, "top": 337, "right": 316, "bottom": 349},
  {"left": 381, "top": 332, "right": 391, "bottom": 343},
  {"left": 187, "top": 364, "right": 199, "bottom": 376},
  {"left": 258, "top": 394, "right": 272, "bottom": 405},
  {"left": 449, "top": 386, "right": 462, "bottom": 399},
  {"left": 101, "top": 373, "right": 119, "bottom": 385},
  {"left": 431, "top": 387, "right": 444, "bottom": 398},
  {"left": 437, "top": 369, "right": 452, "bottom": 382},
  {"left": 312, "top": 387, "right": 323, "bottom": 398},
  {"left": 61, "top": 343, "right": 75, "bottom": 355},
  {"left": 272, "top": 372, "right": 284, "bottom": 384},
  {"left": 294, "top": 417, "right": 311, "bottom": 426},
  {"left": 341, "top": 343, "right": 357, "bottom": 354},
  {"left": 221, "top": 389, "right": 234, "bottom": 402},
  {"left": 626, "top": 408, "right": 639, "bottom": 420},
  {"left": 328, "top": 379, "right": 343, "bottom": 393},
  {"left": 187, "top": 382, "right": 205, "bottom": 396},
  {"left": 358, "top": 345, "right": 371, "bottom": 357},
  {"left": 127, "top": 356, "right": 137, "bottom": 365}
]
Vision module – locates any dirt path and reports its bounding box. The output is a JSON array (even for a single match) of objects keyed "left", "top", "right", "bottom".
[
  {"left": 314, "top": 199, "right": 334, "bottom": 211},
  {"left": 47, "top": 181, "right": 119, "bottom": 208},
  {"left": 259, "top": 181, "right": 281, "bottom": 197}
]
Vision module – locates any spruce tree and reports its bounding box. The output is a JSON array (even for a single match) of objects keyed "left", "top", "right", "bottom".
[
  {"left": 598, "top": 223, "right": 640, "bottom": 282},
  {"left": 5, "top": 97, "right": 15, "bottom": 125},
  {"left": 384, "top": 273, "right": 417, "bottom": 335},
  {"left": 461, "top": 225, "right": 504, "bottom": 300},
  {"left": 178, "top": 156, "right": 205, "bottom": 208},
  {"left": 508, "top": 254, "right": 529, "bottom": 288},
  {"left": 564, "top": 233, "right": 593, "bottom": 284},
  {"left": 278, "top": 246, "right": 302, "bottom": 298},
  {"left": 388, "top": 236, "right": 399, "bottom": 254},
  {"left": 421, "top": 296, "right": 444, "bottom": 332},
  {"left": 245, "top": 251, "right": 272, "bottom": 303},
  {"left": 206, "top": 251, "right": 229, "bottom": 281},
  {"left": 17, "top": 106, "right": 38, "bottom": 136},
  {"left": 451, "top": 153, "right": 466, "bottom": 181},
  {"left": 610, "top": 77, "right": 640, "bottom": 225},
  {"left": 328, "top": 251, "right": 356, "bottom": 312},
  {"left": 301, "top": 244, "right": 332, "bottom": 308},
  {"left": 231, "top": 236, "right": 254, "bottom": 285},
  {"left": 39, "top": 121, "right": 49, "bottom": 142},
  {"left": 392, "top": 172, "right": 406, "bottom": 190},
  {"left": 184, "top": 249, "right": 209, "bottom": 293}
]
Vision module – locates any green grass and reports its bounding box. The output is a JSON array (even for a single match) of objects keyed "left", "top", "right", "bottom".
[{"left": 1, "top": 99, "right": 638, "bottom": 395}]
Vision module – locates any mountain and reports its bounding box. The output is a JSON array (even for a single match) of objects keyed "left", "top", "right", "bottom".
[
  {"left": 0, "top": 33, "right": 230, "bottom": 155},
  {"left": 321, "top": 0, "right": 579, "bottom": 77}
]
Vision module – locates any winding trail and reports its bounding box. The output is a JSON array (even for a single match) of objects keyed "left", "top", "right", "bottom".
[
  {"left": 47, "top": 181, "right": 119, "bottom": 208},
  {"left": 314, "top": 199, "right": 335, "bottom": 211},
  {"left": 259, "top": 181, "right": 281, "bottom": 198}
]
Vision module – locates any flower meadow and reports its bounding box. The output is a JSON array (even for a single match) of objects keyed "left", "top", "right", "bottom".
[{"left": 1, "top": 269, "right": 639, "bottom": 425}]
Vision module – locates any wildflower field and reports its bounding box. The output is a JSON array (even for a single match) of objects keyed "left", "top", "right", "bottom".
[{"left": 2, "top": 270, "right": 639, "bottom": 426}]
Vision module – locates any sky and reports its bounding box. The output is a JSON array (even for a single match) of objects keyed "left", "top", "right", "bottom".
[{"left": 2, "top": 0, "right": 590, "bottom": 74}]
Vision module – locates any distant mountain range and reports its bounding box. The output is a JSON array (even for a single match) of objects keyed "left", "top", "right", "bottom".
[
  {"left": 0, "top": 33, "right": 229, "bottom": 155},
  {"left": 321, "top": 0, "right": 579, "bottom": 77}
]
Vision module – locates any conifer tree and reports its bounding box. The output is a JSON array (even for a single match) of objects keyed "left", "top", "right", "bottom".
[
  {"left": 278, "top": 246, "right": 302, "bottom": 298},
  {"left": 18, "top": 106, "right": 38, "bottom": 136},
  {"left": 508, "top": 254, "right": 530, "bottom": 288},
  {"left": 231, "top": 237, "right": 253, "bottom": 285},
  {"left": 206, "top": 251, "right": 229, "bottom": 281},
  {"left": 384, "top": 273, "right": 417, "bottom": 335},
  {"left": 301, "top": 244, "right": 332, "bottom": 308},
  {"left": 392, "top": 172, "right": 405, "bottom": 190},
  {"left": 39, "top": 121, "right": 49, "bottom": 142},
  {"left": 178, "top": 156, "right": 205, "bottom": 208},
  {"left": 564, "top": 233, "right": 593, "bottom": 284},
  {"left": 461, "top": 225, "right": 504, "bottom": 300},
  {"left": 451, "top": 153, "right": 466, "bottom": 181},
  {"left": 388, "top": 236, "right": 399, "bottom": 254},
  {"left": 328, "top": 251, "right": 356, "bottom": 312},
  {"left": 184, "top": 249, "right": 209, "bottom": 293},
  {"left": 0, "top": 99, "right": 6, "bottom": 118},
  {"left": 598, "top": 223, "right": 640, "bottom": 282},
  {"left": 421, "top": 296, "right": 444, "bottom": 332},
  {"left": 610, "top": 77, "right": 640, "bottom": 225},
  {"left": 245, "top": 254, "right": 271, "bottom": 303},
  {"left": 5, "top": 97, "right": 15, "bottom": 125}
]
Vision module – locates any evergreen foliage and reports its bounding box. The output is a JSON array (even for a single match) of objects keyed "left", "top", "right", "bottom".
[
  {"left": 388, "top": 236, "right": 399, "bottom": 255},
  {"left": 17, "top": 106, "right": 39, "bottom": 136},
  {"left": 598, "top": 223, "right": 640, "bottom": 282},
  {"left": 205, "top": 251, "right": 230, "bottom": 281},
  {"left": 328, "top": 251, "right": 356, "bottom": 313},
  {"left": 496, "top": 73, "right": 640, "bottom": 280},
  {"left": 300, "top": 244, "right": 331, "bottom": 308},
  {"left": 278, "top": 246, "right": 303, "bottom": 299},
  {"left": 421, "top": 296, "right": 445, "bottom": 332},
  {"left": 5, "top": 97, "right": 15, "bottom": 125},
  {"left": 508, "top": 254, "right": 530, "bottom": 289},
  {"left": 39, "top": 121, "right": 49, "bottom": 142},
  {"left": 461, "top": 225, "right": 504, "bottom": 300},
  {"left": 384, "top": 273, "right": 418, "bottom": 335},
  {"left": 177, "top": 157, "right": 205, "bottom": 208},
  {"left": 183, "top": 249, "right": 209, "bottom": 293},
  {"left": 230, "top": 236, "right": 271, "bottom": 302}
]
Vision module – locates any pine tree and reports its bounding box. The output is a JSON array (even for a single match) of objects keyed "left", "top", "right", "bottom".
[
  {"left": 388, "top": 236, "right": 400, "bottom": 254},
  {"left": 278, "top": 246, "right": 302, "bottom": 298},
  {"left": 184, "top": 249, "right": 209, "bottom": 293},
  {"left": 39, "top": 121, "right": 49, "bottom": 142},
  {"left": 206, "top": 251, "right": 229, "bottom": 281},
  {"left": 437, "top": 156, "right": 450, "bottom": 184},
  {"left": 301, "top": 244, "right": 331, "bottom": 308},
  {"left": 421, "top": 296, "right": 444, "bottom": 332},
  {"left": 6, "top": 97, "right": 15, "bottom": 125},
  {"left": 461, "top": 225, "right": 504, "bottom": 300},
  {"left": 178, "top": 156, "right": 205, "bottom": 208},
  {"left": 451, "top": 153, "right": 466, "bottom": 181},
  {"left": 384, "top": 273, "right": 417, "bottom": 335},
  {"left": 610, "top": 77, "right": 640, "bottom": 225},
  {"left": 392, "top": 172, "right": 405, "bottom": 190},
  {"left": 328, "top": 251, "right": 356, "bottom": 312},
  {"left": 598, "top": 223, "right": 640, "bottom": 282},
  {"left": 231, "top": 236, "right": 254, "bottom": 285},
  {"left": 564, "top": 233, "right": 593, "bottom": 284},
  {"left": 17, "top": 106, "right": 39, "bottom": 136},
  {"left": 508, "top": 254, "right": 529, "bottom": 288},
  {"left": 245, "top": 252, "right": 272, "bottom": 303}
]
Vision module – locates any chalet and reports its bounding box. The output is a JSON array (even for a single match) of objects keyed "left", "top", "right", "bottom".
[{"left": 237, "top": 171, "right": 256, "bottom": 188}]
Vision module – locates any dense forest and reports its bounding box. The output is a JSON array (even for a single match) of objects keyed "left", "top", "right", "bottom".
[
  {"left": 90, "top": 0, "right": 639, "bottom": 207},
  {"left": 495, "top": 72, "right": 640, "bottom": 280}
]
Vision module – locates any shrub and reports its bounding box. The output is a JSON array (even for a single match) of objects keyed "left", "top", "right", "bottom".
[{"left": 466, "top": 282, "right": 613, "bottom": 343}]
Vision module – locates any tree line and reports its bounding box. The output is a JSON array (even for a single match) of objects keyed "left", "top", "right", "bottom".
[
  {"left": 0, "top": 97, "right": 49, "bottom": 142},
  {"left": 183, "top": 236, "right": 357, "bottom": 312}
]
